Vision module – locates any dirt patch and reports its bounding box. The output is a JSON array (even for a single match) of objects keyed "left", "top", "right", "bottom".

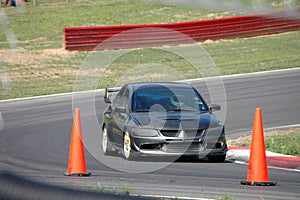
[
  {"left": 271, "top": 0, "right": 292, "bottom": 7},
  {"left": 206, "top": 11, "right": 231, "bottom": 19},
  {"left": 203, "top": 39, "right": 220, "bottom": 44},
  {"left": 202, "top": 39, "right": 235, "bottom": 44},
  {"left": 174, "top": 14, "right": 185, "bottom": 18},
  {"left": 0, "top": 48, "right": 77, "bottom": 66},
  {"left": 0, "top": 48, "right": 81, "bottom": 81}
]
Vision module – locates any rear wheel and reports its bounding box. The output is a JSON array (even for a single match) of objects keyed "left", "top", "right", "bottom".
[
  {"left": 207, "top": 154, "right": 226, "bottom": 163},
  {"left": 123, "top": 132, "right": 133, "bottom": 160}
]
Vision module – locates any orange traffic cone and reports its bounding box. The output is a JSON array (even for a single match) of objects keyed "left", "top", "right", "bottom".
[
  {"left": 241, "top": 108, "right": 276, "bottom": 186},
  {"left": 64, "top": 108, "right": 91, "bottom": 176}
]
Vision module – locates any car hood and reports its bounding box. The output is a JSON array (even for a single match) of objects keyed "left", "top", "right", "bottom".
[{"left": 131, "top": 111, "right": 221, "bottom": 130}]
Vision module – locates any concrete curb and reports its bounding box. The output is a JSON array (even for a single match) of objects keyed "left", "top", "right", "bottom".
[{"left": 227, "top": 146, "right": 300, "bottom": 172}]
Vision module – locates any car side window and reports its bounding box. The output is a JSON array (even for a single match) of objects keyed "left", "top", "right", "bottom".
[
  {"left": 120, "top": 88, "right": 129, "bottom": 107},
  {"left": 112, "top": 86, "right": 126, "bottom": 107}
]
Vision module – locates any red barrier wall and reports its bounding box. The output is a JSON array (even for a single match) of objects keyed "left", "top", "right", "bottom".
[{"left": 64, "top": 9, "right": 300, "bottom": 51}]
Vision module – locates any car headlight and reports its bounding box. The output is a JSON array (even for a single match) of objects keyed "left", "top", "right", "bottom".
[
  {"left": 131, "top": 128, "right": 159, "bottom": 137},
  {"left": 205, "top": 125, "right": 226, "bottom": 149},
  {"left": 205, "top": 125, "right": 224, "bottom": 138}
]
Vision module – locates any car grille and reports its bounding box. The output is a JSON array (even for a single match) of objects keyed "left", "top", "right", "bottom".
[
  {"left": 159, "top": 129, "right": 205, "bottom": 138},
  {"left": 164, "top": 142, "right": 203, "bottom": 153},
  {"left": 160, "top": 130, "right": 179, "bottom": 137},
  {"left": 184, "top": 129, "right": 205, "bottom": 138}
]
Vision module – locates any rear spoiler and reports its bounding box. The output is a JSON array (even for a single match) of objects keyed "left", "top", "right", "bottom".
[{"left": 104, "top": 87, "right": 121, "bottom": 103}]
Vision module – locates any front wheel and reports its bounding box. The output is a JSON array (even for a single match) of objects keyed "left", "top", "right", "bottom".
[
  {"left": 123, "top": 132, "right": 134, "bottom": 160},
  {"left": 102, "top": 127, "right": 113, "bottom": 155}
]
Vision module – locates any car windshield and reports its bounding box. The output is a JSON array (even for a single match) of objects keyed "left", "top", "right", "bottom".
[{"left": 132, "top": 85, "right": 208, "bottom": 112}]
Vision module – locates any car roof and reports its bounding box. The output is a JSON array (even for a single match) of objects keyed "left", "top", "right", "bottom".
[{"left": 126, "top": 82, "right": 194, "bottom": 91}]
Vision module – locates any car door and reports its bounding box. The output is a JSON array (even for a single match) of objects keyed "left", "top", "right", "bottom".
[
  {"left": 113, "top": 88, "right": 130, "bottom": 145},
  {"left": 109, "top": 87, "right": 125, "bottom": 145}
]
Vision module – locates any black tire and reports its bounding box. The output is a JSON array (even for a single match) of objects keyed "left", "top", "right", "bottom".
[{"left": 207, "top": 154, "right": 226, "bottom": 163}]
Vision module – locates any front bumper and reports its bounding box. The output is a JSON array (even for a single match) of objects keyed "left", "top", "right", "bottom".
[{"left": 130, "top": 136, "right": 227, "bottom": 157}]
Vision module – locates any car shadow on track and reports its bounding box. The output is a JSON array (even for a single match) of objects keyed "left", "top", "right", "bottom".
[
  {"left": 104, "top": 152, "right": 232, "bottom": 163},
  {"left": 174, "top": 156, "right": 233, "bottom": 164}
]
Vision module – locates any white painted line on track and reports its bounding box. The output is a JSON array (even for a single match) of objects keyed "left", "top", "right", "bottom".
[
  {"left": 264, "top": 124, "right": 300, "bottom": 131},
  {"left": 0, "top": 89, "right": 105, "bottom": 103},
  {"left": 1, "top": 67, "right": 300, "bottom": 103},
  {"left": 230, "top": 124, "right": 300, "bottom": 137},
  {"left": 233, "top": 160, "right": 300, "bottom": 172},
  {"left": 131, "top": 194, "right": 213, "bottom": 200},
  {"left": 181, "top": 67, "right": 300, "bottom": 82}
]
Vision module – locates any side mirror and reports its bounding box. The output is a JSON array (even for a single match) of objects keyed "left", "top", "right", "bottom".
[
  {"left": 104, "top": 96, "right": 111, "bottom": 104},
  {"left": 104, "top": 88, "right": 112, "bottom": 103},
  {"left": 104, "top": 88, "right": 120, "bottom": 104},
  {"left": 209, "top": 104, "right": 221, "bottom": 112},
  {"left": 115, "top": 106, "right": 126, "bottom": 113}
]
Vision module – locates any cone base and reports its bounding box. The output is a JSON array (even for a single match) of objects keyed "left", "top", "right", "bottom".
[
  {"left": 63, "top": 172, "right": 91, "bottom": 177},
  {"left": 241, "top": 180, "right": 276, "bottom": 186}
]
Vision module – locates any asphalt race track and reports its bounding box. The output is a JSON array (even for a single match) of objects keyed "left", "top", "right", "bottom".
[{"left": 0, "top": 68, "right": 300, "bottom": 199}]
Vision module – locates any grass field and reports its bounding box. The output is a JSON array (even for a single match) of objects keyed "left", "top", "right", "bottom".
[
  {"left": 228, "top": 128, "right": 300, "bottom": 157},
  {"left": 0, "top": 0, "right": 300, "bottom": 100}
]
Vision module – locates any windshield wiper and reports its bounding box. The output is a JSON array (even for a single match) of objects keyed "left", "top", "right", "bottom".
[
  {"left": 134, "top": 109, "right": 150, "bottom": 112},
  {"left": 167, "top": 108, "right": 199, "bottom": 112}
]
